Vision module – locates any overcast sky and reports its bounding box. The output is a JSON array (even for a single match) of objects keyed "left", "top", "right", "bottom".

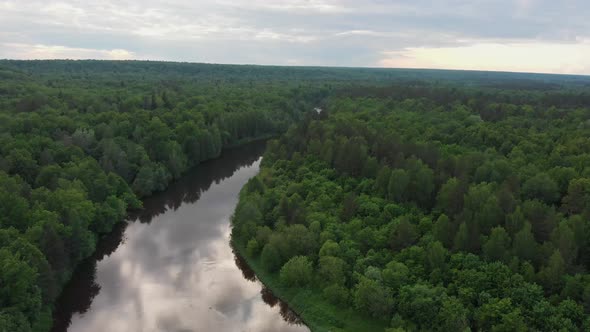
[{"left": 1, "top": 0, "right": 589, "bottom": 74}]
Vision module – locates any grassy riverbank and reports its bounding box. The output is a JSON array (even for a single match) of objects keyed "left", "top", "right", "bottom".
[{"left": 232, "top": 241, "right": 389, "bottom": 332}]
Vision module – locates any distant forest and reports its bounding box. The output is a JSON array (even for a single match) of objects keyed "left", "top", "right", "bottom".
[{"left": 0, "top": 60, "right": 590, "bottom": 331}]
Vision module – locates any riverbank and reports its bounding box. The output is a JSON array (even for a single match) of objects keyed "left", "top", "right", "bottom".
[
  {"left": 49, "top": 138, "right": 274, "bottom": 332},
  {"left": 231, "top": 241, "right": 389, "bottom": 332}
]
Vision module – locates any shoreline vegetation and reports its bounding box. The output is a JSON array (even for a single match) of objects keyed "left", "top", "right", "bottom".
[
  {"left": 232, "top": 241, "right": 388, "bottom": 332},
  {"left": 44, "top": 137, "right": 283, "bottom": 331},
  {"left": 49, "top": 137, "right": 270, "bottom": 332}
]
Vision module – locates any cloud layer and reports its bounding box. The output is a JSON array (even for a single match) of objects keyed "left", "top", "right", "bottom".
[{"left": 1, "top": 0, "right": 589, "bottom": 74}]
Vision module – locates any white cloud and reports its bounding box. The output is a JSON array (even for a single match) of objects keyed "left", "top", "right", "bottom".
[
  {"left": 379, "top": 40, "right": 590, "bottom": 75},
  {"left": 516, "top": 0, "right": 535, "bottom": 11},
  {"left": 334, "top": 30, "right": 392, "bottom": 37},
  {"left": 0, "top": 43, "right": 136, "bottom": 60},
  {"left": 218, "top": 0, "right": 352, "bottom": 13}
]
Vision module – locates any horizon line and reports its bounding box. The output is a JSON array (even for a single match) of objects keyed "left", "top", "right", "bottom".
[{"left": 2, "top": 58, "right": 590, "bottom": 78}]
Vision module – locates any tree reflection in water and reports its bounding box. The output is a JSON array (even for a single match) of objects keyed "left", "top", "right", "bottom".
[
  {"left": 51, "top": 141, "right": 307, "bottom": 332},
  {"left": 233, "top": 250, "right": 305, "bottom": 326},
  {"left": 232, "top": 250, "right": 256, "bottom": 282}
]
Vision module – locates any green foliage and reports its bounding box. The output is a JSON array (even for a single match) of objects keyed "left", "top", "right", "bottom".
[
  {"left": 522, "top": 173, "right": 560, "bottom": 204},
  {"left": 396, "top": 283, "right": 446, "bottom": 330},
  {"left": 353, "top": 276, "right": 394, "bottom": 318},
  {"left": 322, "top": 284, "right": 350, "bottom": 305},
  {"left": 389, "top": 217, "right": 418, "bottom": 251},
  {"left": 8, "top": 60, "right": 590, "bottom": 331},
  {"left": 426, "top": 241, "right": 448, "bottom": 272},
  {"left": 319, "top": 240, "right": 341, "bottom": 257},
  {"left": 436, "top": 297, "right": 469, "bottom": 331},
  {"left": 432, "top": 214, "right": 454, "bottom": 248},
  {"left": 538, "top": 250, "right": 566, "bottom": 293},
  {"left": 318, "top": 256, "right": 347, "bottom": 285},
  {"left": 0, "top": 310, "right": 32, "bottom": 332},
  {"left": 261, "top": 242, "right": 282, "bottom": 272},
  {"left": 0, "top": 249, "right": 41, "bottom": 326},
  {"left": 246, "top": 238, "right": 260, "bottom": 257},
  {"left": 233, "top": 79, "right": 590, "bottom": 331},
  {"left": 382, "top": 261, "right": 410, "bottom": 291},
  {"left": 279, "top": 256, "right": 313, "bottom": 287},
  {"left": 483, "top": 226, "right": 511, "bottom": 263},
  {"left": 0, "top": 60, "right": 324, "bottom": 330},
  {"left": 562, "top": 178, "right": 590, "bottom": 216},
  {"left": 436, "top": 178, "right": 465, "bottom": 217},
  {"left": 387, "top": 169, "right": 409, "bottom": 202}
]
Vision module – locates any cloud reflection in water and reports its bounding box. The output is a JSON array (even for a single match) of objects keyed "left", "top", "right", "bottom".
[{"left": 51, "top": 141, "right": 308, "bottom": 332}]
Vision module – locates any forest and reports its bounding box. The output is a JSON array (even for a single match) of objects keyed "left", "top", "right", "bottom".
[
  {"left": 0, "top": 60, "right": 326, "bottom": 331},
  {"left": 1, "top": 60, "right": 590, "bottom": 331},
  {"left": 232, "top": 78, "right": 590, "bottom": 330}
]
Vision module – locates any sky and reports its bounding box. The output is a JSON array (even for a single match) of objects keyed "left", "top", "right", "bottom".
[{"left": 0, "top": 0, "right": 589, "bottom": 75}]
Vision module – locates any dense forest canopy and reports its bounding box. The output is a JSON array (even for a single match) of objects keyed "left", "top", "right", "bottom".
[
  {"left": 0, "top": 60, "right": 327, "bottom": 332},
  {"left": 232, "top": 73, "right": 590, "bottom": 331},
  {"left": 0, "top": 60, "right": 590, "bottom": 331}
]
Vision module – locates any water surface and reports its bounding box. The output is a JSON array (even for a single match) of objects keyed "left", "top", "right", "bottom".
[{"left": 51, "top": 141, "right": 309, "bottom": 332}]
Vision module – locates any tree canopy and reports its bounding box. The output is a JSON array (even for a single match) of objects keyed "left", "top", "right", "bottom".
[
  {"left": 233, "top": 77, "right": 590, "bottom": 331},
  {"left": 2, "top": 60, "right": 590, "bottom": 331}
]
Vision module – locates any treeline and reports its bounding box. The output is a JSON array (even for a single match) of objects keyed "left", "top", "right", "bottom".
[
  {"left": 232, "top": 86, "right": 590, "bottom": 331},
  {"left": 0, "top": 61, "right": 323, "bottom": 331},
  {"left": 335, "top": 83, "right": 590, "bottom": 109}
]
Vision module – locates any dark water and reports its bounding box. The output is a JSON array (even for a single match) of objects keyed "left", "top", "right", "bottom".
[{"left": 51, "top": 141, "right": 309, "bottom": 332}]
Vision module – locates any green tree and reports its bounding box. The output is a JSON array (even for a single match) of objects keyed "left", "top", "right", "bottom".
[
  {"left": 512, "top": 222, "right": 538, "bottom": 263},
  {"left": 522, "top": 173, "right": 560, "bottom": 204},
  {"left": 426, "top": 241, "right": 448, "bottom": 272},
  {"left": 483, "top": 226, "right": 511, "bottom": 263},
  {"left": 550, "top": 221, "right": 578, "bottom": 268},
  {"left": 562, "top": 178, "right": 590, "bottom": 216},
  {"left": 432, "top": 214, "right": 454, "bottom": 248},
  {"left": 382, "top": 261, "right": 410, "bottom": 292},
  {"left": 280, "top": 256, "right": 313, "bottom": 287},
  {"left": 261, "top": 242, "right": 282, "bottom": 272},
  {"left": 461, "top": 183, "right": 503, "bottom": 236},
  {"left": 318, "top": 256, "right": 347, "bottom": 285},
  {"left": 406, "top": 158, "right": 435, "bottom": 208},
  {"left": 390, "top": 217, "right": 418, "bottom": 251},
  {"left": 453, "top": 222, "right": 470, "bottom": 252},
  {"left": 475, "top": 298, "right": 527, "bottom": 332},
  {"left": 538, "top": 250, "right": 566, "bottom": 293},
  {"left": 436, "top": 177, "right": 465, "bottom": 217},
  {"left": 396, "top": 283, "right": 446, "bottom": 330},
  {"left": 388, "top": 169, "right": 409, "bottom": 202},
  {"left": 284, "top": 224, "right": 317, "bottom": 257},
  {"left": 246, "top": 238, "right": 260, "bottom": 257},
  {"left": 505, "top": 207, "right": 525, "bottom": 236},
  {"left": 6, "top": 149, "right": 39, "bottom": 184},
  {"left": 0, "top": 189, "right": 30, "bottom": 232},
  {"left": 374, "top": 166, "right": 391, "bottom": 196},
  {"left": 0, "top": 311, "right": 32, "bottom": 332},
  {"left": 362, "top": 156, "right": 379, "bottom": 179},
  {"left": 353, "top": 276, "right": 394, "bottom": 318},
  {"left": 319, "top": 240, "right": 341, "bottom": 257},
  {"left": 436, "top": 297, "right": 469, "bottom": 332},
  {"left": 0, "top": 249, "right": 42, "bottom": 325}
]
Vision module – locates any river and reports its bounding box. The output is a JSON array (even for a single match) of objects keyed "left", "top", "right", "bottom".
[{"left": 51, "top": 141, "right": 309, "bottom": 332}]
